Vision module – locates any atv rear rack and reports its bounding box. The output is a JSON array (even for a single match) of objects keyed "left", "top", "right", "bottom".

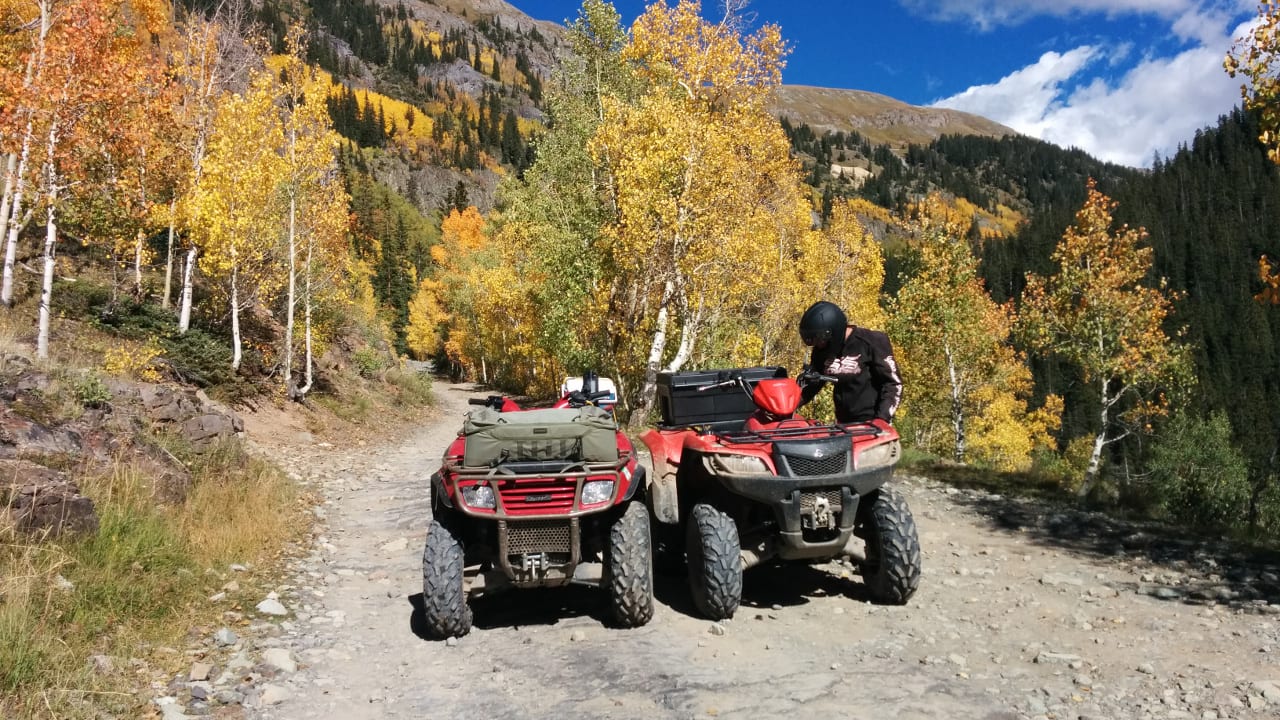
[{"left": 715, "top": 423, "right": 883, "bottom": 445}]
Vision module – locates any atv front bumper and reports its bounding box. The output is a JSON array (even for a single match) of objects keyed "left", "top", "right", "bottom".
[{"left": 716, "top": 466, "right": 893, "bottom": 560}]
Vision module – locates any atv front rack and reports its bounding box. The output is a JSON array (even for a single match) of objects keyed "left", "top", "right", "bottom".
[{"left": 715, "top": 423, "right": 883, "bottom": 445}]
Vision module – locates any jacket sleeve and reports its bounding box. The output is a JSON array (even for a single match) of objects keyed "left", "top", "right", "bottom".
[
  {"left": 799, "top": 348, "right": 824, "bottom": 406},
  {"left": 869, "top": 332, "right": 903, "bottom": 421}
]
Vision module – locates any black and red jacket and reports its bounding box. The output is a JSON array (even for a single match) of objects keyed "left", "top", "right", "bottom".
[{"left": 801, "top": 325, "right": 903, "bottom": 423}]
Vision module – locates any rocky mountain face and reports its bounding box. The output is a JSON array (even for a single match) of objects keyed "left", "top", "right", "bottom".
[
  {"left": 307, "top": 0, "right": 1014, "bottom": 214},
  {"left": 773, "top": 85, "right": 1016, "bottom": 149}
]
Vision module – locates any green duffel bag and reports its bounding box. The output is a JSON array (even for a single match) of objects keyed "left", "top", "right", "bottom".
[{"left": 462, "top": 406, "right": 619, "bottom": 467}]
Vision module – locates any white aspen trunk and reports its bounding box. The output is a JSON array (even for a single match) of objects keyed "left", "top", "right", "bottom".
[
  {"left": 178, "top": 246, "right": 196, "bottom": 332},
  {"left": 0, "top": 152, "right": 18, "bottom": 258},
  {"left": 945, "top": 345, "right": 965, "bottom": 463},
  {"left": 666, "top": 295, "right": 697, "bottom": 374},
  {"left": 1079, "top": 376, "right": 1111, "bottom": 498},
  {"left": 36, "top": 123, "right": 58, "bottom": 360},
  {"left": 230, "top": 263, "right": 242, "bottom": 370},
  {"left": 2, "top": 120, "right": 34, "bottom": 307},
  {"left": 4, "top": 3, "right": 50, "bottom": 309},
  {"left": 297, "top": 233, "right": 314, "bottom": 396},
  {"left": 284, "top": 193, "right": 297, "bottom": 395},
  {"left": 634, "top": 279, "right": 675, "bottom": 427},
  {"left": 133, "top": 229, "right": 144, "bottom": 297},
  {"left": 37, "top": 202, "right": 55, "bottom": 359},
  {"left": 162, "top": 198, "right": 176, "bottom": 309}
]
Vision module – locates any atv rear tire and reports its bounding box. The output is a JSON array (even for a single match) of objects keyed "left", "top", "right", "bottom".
[
  {"left": 606, "top": 501, "right": 655, "bottom": 627},
  {"left": 421, "top": 511, "right": 472, "bottom": 639},
  {"left": 857, "top": 486, "right": 921, "bottom": 604},
  {"left": 686, "top": 503, "right": 742, "bottom": 619}
]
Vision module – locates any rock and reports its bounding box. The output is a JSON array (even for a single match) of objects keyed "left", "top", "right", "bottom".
[
  {"left": 213, "top": 628, "right": 238, "bottom": 647},
  {"left": 259, "top": 684, "right": 292, "bottom": 705},
  {"left": 1033, "top": 651, "right": 1082, "bottom": 665},
  {"left": 188, "top": 662, "right": 213, "bottom": 681},
  {"left": 222, "top": 580, "right": 240, "bottom": 592},
  {"left": 188, "top": 682, "right": 212, "bottom": 701},
  {"left": 708, "top": 623, "right": 727, "bottom": 636},
  {"left": 1137, "top": 662, "right": 1156, "bottom": 674},
  {"left": 179, "top": 414, "right": 237, "bottom": 452},
  {"left": 208, "top": 592, "right": 226, "bottom": 603},
  {"left": 0, "top": 459, "right": 98, "bottom": 536},
  {"left": 569, "top": 629, "right": 587, "bottom": 642},
  {"left": 380, "top": 537, "right": 408, "bottom": 552},
  {"left": 256, "top": 598, "right": 288, "bottom": 616},
  {"left": 445, "top": 636, "right": 459, "bottom": 647},
  {"left": 1039, "top": 574, "right": 1084, "bottom": 587},
  {"left": 87, "top": 654, "right": 114, "bottom": 675},
  {"left": 261, "top": 648, "right": 297, "bottom": 674}
]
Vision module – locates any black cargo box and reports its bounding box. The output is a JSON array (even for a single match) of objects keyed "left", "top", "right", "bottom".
[{"left": 656, "top": 366, "right": 787, "bottom": 427}]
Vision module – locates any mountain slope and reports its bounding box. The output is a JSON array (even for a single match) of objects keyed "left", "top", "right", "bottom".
[{"left": 773, "top": 85, "right": 1016, "bottom": 148}]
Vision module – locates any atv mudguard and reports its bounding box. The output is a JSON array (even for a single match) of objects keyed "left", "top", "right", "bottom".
[{"left": 638, "top": 429, "right": 683, "bottom": 524}]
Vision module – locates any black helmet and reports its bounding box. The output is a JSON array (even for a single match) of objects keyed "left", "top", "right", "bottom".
[{"left": 799, "top": 301, "right": 847, "bottom": 347}]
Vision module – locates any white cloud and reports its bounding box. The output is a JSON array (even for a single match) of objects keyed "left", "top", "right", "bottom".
[
  {"left": 930, "top": 9, "right": 1256, "bottom": 166},
  {"left": 898, "top": 0, "right": 1200, "bottom": 30},
  {"left": 935, "top": 42, "right": 1240, "bottom": 166}
]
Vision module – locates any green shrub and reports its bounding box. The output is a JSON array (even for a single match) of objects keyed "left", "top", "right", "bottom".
[
  {"left": 1148, "top": 411, "right": 1251, "bottom": 528},
  {"left": 73, "top": 371, "right": 111, "bottom": 408},
  {"left": 386, "top": 367, "right": 433, "bottom": 406},
  {"left": 352, "top": 347, "right": 387, "bottom": 378}
]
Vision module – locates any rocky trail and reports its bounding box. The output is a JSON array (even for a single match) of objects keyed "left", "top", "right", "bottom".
[{"left": 160, "top": 381, "right": 1280, "bottom": 720}]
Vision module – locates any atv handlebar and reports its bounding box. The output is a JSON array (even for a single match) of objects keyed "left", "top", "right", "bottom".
[
  {"left": 468, "top": 395, "right": 508, "bottom": 410},
  {"left": 797, "top": 367, "right": 839, "bottom": 386},
  {"left": 563, "top": 388, "right": 616, "bottom": 407}
]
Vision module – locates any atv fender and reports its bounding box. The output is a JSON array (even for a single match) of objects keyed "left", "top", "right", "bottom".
[
  {"left": 638, "top": 430, "right": 681, "bottom": 524},
  {"left": 430, "top": 471, "right": 454, "bottom": 509}
]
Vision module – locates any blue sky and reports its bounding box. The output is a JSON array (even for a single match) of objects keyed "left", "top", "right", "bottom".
[{"left": 513, "top": 0, "right": 1262, "bottom": 167}]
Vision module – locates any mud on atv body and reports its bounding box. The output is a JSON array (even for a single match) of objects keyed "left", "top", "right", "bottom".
[
  {"left": 639, "top": 366, "right": 921, "bottom": 619},
  {"left": 422, "top": 385, "right": 654, "bottom": 639}
]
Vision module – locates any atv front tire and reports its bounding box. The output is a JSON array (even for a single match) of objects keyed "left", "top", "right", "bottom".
[
  {"left": 421, "top": 512, "right": 472, "bottom": 638},
  {"left": 606, "top": 501, "right": 655, "bottom": 627},
  {"left": 686, "top": 503, "right": 742, "bottom": 619},
  {"left": 856, "top": 486, "right": 921, "bottom": 604}
]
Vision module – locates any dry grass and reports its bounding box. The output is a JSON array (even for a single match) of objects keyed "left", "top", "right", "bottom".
[{"left": 0, "top": 446, "right": 307, "bottom": 719}]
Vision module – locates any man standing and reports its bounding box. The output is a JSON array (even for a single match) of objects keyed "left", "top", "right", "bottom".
[{"left": 797, "top": 301, "right": 902, "bottom": 425}]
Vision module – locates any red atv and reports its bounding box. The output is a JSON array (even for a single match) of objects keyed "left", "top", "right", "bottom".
[
  {"left": 421, "top": 375, "right": 653, "bottom": 638},
  {"left": 639, "top": 366, "right": 921, "bottom": 619}
]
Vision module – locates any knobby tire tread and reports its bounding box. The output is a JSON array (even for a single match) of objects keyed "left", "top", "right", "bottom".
[
  {"left": 421, "top": 513, "right": 472, "bottom": 638},
  {"left": 687, "top": 503, "right": 742, "bottom": 620},
  {"left": 862, "top": 486, "right": 922, "bottom": 605},
  {"left": 607, "top": 501, "right": 655, "bottom": 627}
]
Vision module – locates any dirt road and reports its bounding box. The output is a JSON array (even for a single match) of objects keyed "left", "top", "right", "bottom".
[{"left": 225, "top": 380, "right": 1280, "bottom": 720}]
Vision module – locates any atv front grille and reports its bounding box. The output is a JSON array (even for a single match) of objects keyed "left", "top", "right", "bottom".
[
  {"left": 498, "top": 477, "right": 578, "bottom": 515},
  {"left": 502, "top": 519, "right": 574, "bottom": 555},
  {"left": 783, "top": 452, "right": 849, "bottom": 476},
  {"left": 800, "top": 489, "right": 844, "bottom": 515}
]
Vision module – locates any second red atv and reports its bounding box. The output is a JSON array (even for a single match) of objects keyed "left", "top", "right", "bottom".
[
  {"left": 421, "top": 374, "right": 653, "bottom": 638},
  {"left": 639, "top": 366, "right": 921, "bottom": 619}
]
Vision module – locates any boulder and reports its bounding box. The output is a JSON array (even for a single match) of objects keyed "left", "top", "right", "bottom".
[
  {"left": 0, "top": 459, "right": 98, "bottom": 536},
  {"left": 180, "top": 414, "right": 237, "bottom": 450}
]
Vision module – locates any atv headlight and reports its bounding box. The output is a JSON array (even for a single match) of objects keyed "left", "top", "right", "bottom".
[
  {"left": 461, "top": 484, "right": 496, "bottom": 509},
  {"left": 857, "top": 440, "right": 901, "bottom": 470},
  {"left": 581, "top": 480, "right": 615, "bottom": 506},
  {"left": 708, "top": 453, "right": 770, "bottom": 475}
]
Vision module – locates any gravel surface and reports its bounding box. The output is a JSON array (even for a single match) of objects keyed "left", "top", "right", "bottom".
[{"left": 158, "top": 380, "right": 1280, "bottom": 720}]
